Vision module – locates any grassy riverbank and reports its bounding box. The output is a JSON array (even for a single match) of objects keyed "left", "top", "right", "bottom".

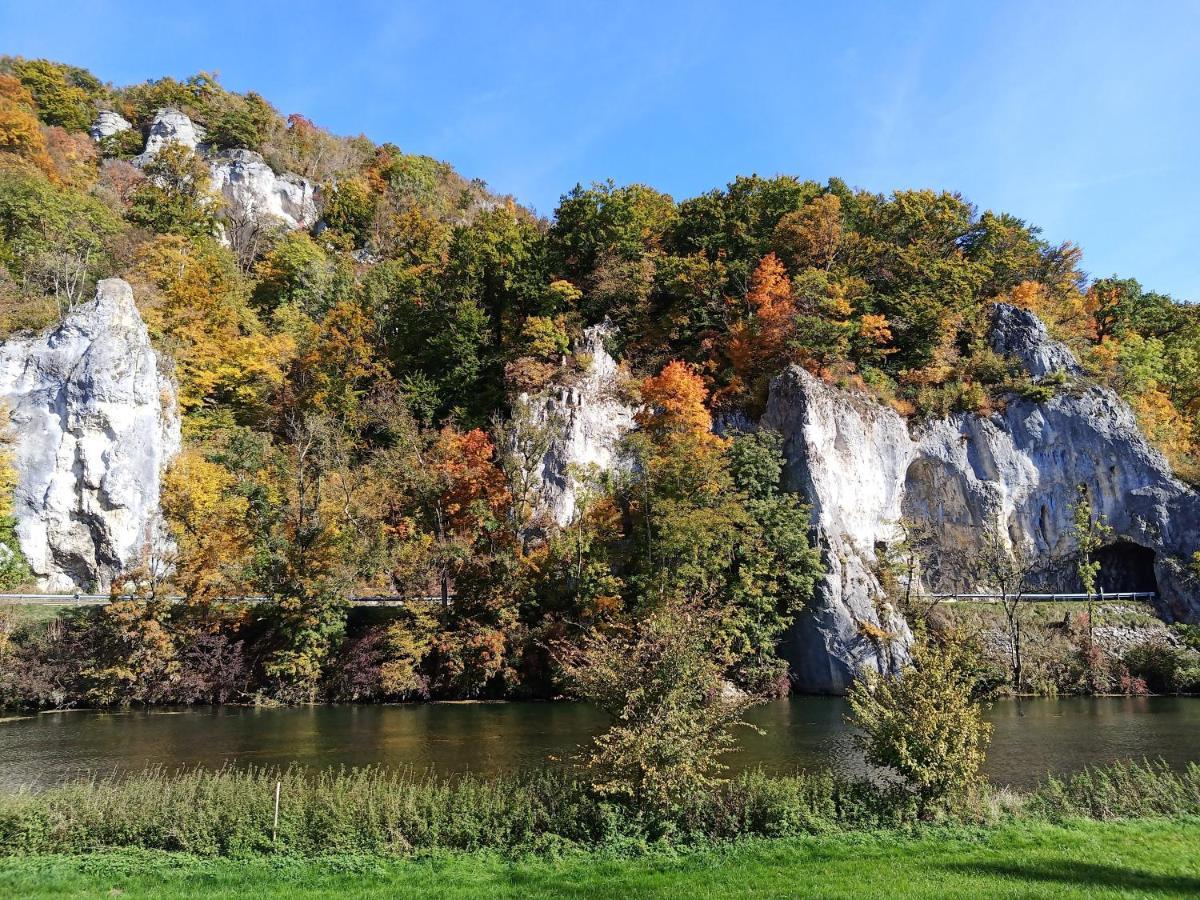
[{"left": 2, "top": 819, "right": 1198, "bottom": 898}]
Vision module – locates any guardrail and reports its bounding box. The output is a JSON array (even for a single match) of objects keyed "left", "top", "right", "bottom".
[
  {"left": 929, "top": 592, "right": 1156, "bottom": 603},
  {"left": 0, "top": 593, "right": 451, "bottom": 607},
  {"left": 1, "top": 591, "right": 1156, "bottom": 608}
]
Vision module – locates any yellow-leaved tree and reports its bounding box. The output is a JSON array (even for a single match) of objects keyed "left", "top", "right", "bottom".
[
  {"left": 160, "top": 449, "right": 254, "bottom": 603},
  {"left": 0, "top": 408, "right": 30, "bottom": 589},
  {"left": 134, "top": 235, "right": 295, "bottom": 420}
]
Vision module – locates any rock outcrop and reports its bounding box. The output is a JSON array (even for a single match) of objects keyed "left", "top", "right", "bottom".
[
  {"left": 520, "top": 324, "right": 636, "bottom": 527},
  {"left": 0, "top": 279, "right": 181, "bottom": 591},
  {"left": 765, "top": 302, "right": 1200, "bottom": 692},
  {"left": 119, "top": 109, "right": 319, "bottom": 233},
  {"left": 89, "top": 110, "right": 132, "bottom": 142},
  {"left": 133, "top": 108, "right": 206, "bottom": 166},
  {"left": 989, "top": 303, "right": 1082, "bottom": 379},
  {"left": 763, "top": 368, "right": 914, "bottom": 694},
  {"left": 209, "top": 149, "right": 320, "bottom": 231},
  {"left": 909, "top": 386, "right": 1200, "bottom": 620}
]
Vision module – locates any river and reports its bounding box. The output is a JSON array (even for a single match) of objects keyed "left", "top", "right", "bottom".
[{"left": 1, "top": 696, "right": 1196, "bottom": 791}]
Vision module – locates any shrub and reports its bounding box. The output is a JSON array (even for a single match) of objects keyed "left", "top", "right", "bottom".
[
  {"left": 847, "top": 637, "right": 992, "bottom": 815},
  {"left": 1029, "top": 760, "right": 1200, "bottom": 821},
  {"left": 0, "top": 765, "right": 924, "bottom": 856},
  {"left": 559, "top": 603, "right": 758, "bottom": 817},
  {"left": 0, "top": 760, "right": 1194, "bottom": 857},
  {"left": 1124, "top": 641, "right": 1200, "bottom": 694}
]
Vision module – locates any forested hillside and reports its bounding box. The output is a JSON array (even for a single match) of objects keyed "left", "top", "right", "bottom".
[{"left": 1, "top": 57, "right": 1197, "bottom": 705}]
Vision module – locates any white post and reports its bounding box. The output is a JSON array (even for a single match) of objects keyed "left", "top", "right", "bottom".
[{"left": 272, "top": 781, "right": 281, "bottom": 843}]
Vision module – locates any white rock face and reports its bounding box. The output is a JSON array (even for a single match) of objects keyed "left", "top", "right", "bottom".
[
  {"left": 133, "top": 108, "right": 206, "bottom": 167},
  {"left": 765, "top": 302, "right": 1200, "bottom": 692},
  {"left": 0, "top": 279, "right": 181, "bottom": 591},
  {"left": 89, "top": 110, "right": 132, "bottom": 142},
  {"left": 122, "top": 109, "right": 318, "bottom": 232},
  {"left": 209, "top": 149, "right": 319, "bottom": 230},
  {"left": 764, "top": 368, "right": 914, "bottom": 694},
  {"left": 908, "top": 387, "right": 1200, "bottom": 616},
  {"left": 521, "top": 323, "right": 636, "bottom": 527}
]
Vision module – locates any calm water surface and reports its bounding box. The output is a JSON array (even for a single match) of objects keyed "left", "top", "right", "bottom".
[{"left": 1, "top": 697, "right": 1196, "bottom": 790}]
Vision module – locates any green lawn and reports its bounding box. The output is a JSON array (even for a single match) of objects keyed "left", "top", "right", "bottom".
[
  {"left": 0, "top": 602, "right": 76, "bottom": 629},
  {"left": 2, "top": 819, "right": 1198, "bottom": 898}
]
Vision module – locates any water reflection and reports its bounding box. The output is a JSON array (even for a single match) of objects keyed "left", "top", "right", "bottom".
[{"left": 0, "top": 697, "right": 1195, "bottom": 791}]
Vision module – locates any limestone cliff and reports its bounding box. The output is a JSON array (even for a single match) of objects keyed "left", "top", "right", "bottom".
[
  {"left": 0, "top": 279, "right": 181, "bottom": 591},
  {"left": 909, "top": 305, "right": 1200, "bottom": 621},
  {"left": 765, "top": 303, "right": 1200, "bottom": 692},
  {"left": 208, "top": 149, "right": 320, "bottom": 231},
  {"left": 763, "top": 367, "right": 914, "bottom": 694},
  {"left": 519, "top": 324, "right": 636, "bottom": 528},
  {"left": 132, "top": 108, "right": 206, "bottom": 166},
  {"left": 102, "top": 108, "right": 319, "bottom": 233},
  {"left": 89, "top": 110, "right": 132, "bottom": 142}
]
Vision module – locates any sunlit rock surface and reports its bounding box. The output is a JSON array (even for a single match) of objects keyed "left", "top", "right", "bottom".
[
  {"left": 133, "top": 108, "right": 206, "bottom": 166},
  {"left": 764, "top": 367, "right": 914, "bottom": 694},
  {"left": 0, "top": 279, "right": 181, "bottom": 591},
  {"left": 89, "top": 110, "right": 132, "bottom": 142},
  {"left": 124, "top": 109, "right": 319, "bottom": 233},
  {"left": 521, "top": 323, "right": 636, "bottom": 528},
  {"left": 765, "top": 303, "right": 1200, "bottom": 693},
  {"left": 209, "top": 149, "right": 319, "bottom": 231}
]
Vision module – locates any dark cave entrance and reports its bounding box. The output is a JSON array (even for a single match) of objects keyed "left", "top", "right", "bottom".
[{"left": 1095, "top": 541, "right": 1158, "bottom": 594}]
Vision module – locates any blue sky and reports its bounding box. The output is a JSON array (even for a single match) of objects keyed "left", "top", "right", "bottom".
[{"left": 3, "top": 1, "right": 1197, "bottom": 298}]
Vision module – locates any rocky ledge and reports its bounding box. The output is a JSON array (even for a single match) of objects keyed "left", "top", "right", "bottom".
[
  {"left": 517, "top": 323, "right": 636, "bottom": 528},
  {"left": 99, "top": 108, "right": 320, "bottom": 235},
  {"left": 0, "top": 279, "right": 181, "bottom": 591}
]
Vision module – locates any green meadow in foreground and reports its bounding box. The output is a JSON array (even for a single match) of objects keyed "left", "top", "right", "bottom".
[{"left": 2, "top": 819, "right": 1198, "bottom": 899}]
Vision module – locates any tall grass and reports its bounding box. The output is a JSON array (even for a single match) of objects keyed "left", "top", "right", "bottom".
[
  {"left": 0, "top": 766, "right": 605, "bottom": 855},
  {"left": 0, "top": 761, "right": 1193, "bottom": 857},
  {"left": 1028, "top": 760, "right": 1200, "bottom": 820}
]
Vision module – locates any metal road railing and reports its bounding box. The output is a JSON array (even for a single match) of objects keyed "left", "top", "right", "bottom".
[
  {"left": 0, "top": 593, "right": 451, "bottom": 607},
  {"left": 929, "top": 591, "right": 1156, "bottom": 603}
]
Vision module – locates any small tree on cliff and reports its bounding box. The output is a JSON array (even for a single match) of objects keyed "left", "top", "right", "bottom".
[
  {"left": 1071, "top": 484, "right": 1113, "bottom": 646},
  {"left": 970, "top": 529, "right": 1043, "bottom": 693}
]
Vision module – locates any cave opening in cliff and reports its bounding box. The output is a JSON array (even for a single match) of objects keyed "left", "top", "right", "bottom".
[{"left": 1095, "top": 541, "right": 1158, "bottom": 594}]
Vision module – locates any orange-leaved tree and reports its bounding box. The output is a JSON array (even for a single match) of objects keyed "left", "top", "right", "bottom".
[
  {"left": 726, "top": 253, "right": 797, "bottom": 404},
  {"left": 160, "top": 449, "right": 254, "bottom": 604}
]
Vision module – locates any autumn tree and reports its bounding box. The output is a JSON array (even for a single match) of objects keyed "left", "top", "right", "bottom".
[
  {"left": 559, "top": 602, "right": 758, "bottom": 815},
  {"left": 0, "top": 74, "right": 55, "bottom": 177},
  {"left": 967, "top": 529, "right": 1046, "bottom": 693},
  {"left": 255, "top": 412, "right": 359, "bottom": 701},
  {"left": 727, "top": 253, "right": 797, "bottom": 400},
  {"left": 135, "top": 235, "right": 293, "bottom": 420},
  {"left": 1071, "top": 484, "right": 1113, "bottom": 648},
  {"left": 626, "top": 363, "right": 819, "bottom": 689},
  {"left": 848, "top": 636, "right": 992, "bottom": 815},
  {"left": 772, "top": 193, "right": 844, "bottom": 271},
  {"left": 0, "top": 165, "right": 120, "bottom": 311},
  {"left": 287, "top": 298, "right": 390, "bottom": 428},
  {"left": 4, "top": 57, "right": 104, "bottom": 132},
  {"left": 160, "top": 449, "right": 253, "bottom": 603}
]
